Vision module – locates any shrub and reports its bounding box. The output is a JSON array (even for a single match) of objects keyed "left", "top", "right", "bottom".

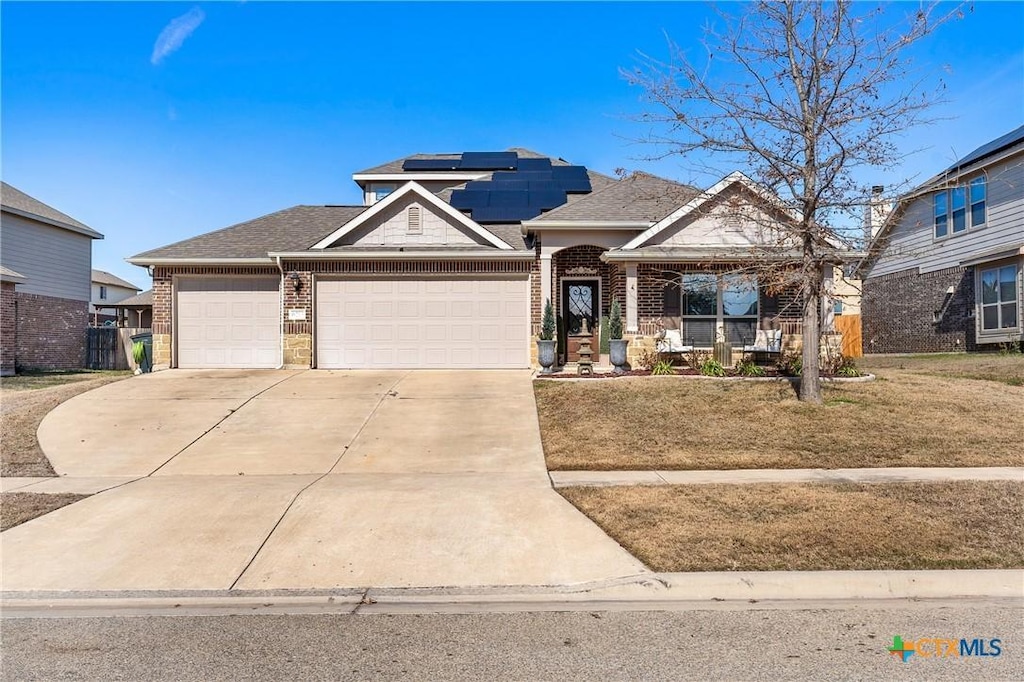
[
  {"left": 540, "top": 299, "right": 555, "bottom": 341},
  {"left": 651, "top": 359, "right": 675, "bottom": 375},
  {"left": 776, "top": 351, "right": 802, "bottom": 377},
  {"left": 132, "top": 341, "right": 146, "bottom": 366},
  {"left": 683, "top": 350, "right": 710, "bottom": 371},
  {"left": 635, "top": 347, "right": 662, "bottom": 371},
  {"left": 608, "top": 300, "right": 623, "bottom": 340},
  {"left": 699, "top": 358, "right": 726, "bottom": 377},
  {"left": 736, "top": 358, "right": 766, "bottom": 377}
]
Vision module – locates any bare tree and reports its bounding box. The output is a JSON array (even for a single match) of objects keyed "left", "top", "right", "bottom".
[{"left": 624, "top": 1, "right": 961, "bottom": 402}]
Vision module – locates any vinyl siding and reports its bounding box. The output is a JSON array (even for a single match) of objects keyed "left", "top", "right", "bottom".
[
  {"left": 867, "top": 149, "right": 1024, "bottom": 278},
  {"left": 652, "top": 185, "right": 785, "bottom": 248},
  {"left": 347, "top": 197, "right": 480, "bottom": 247},
  {"left": 91, "top": 283, "right": 140, "bottom": 312},
  {"left": 0, "top": 212, "right": 92, "bottom": 301}
]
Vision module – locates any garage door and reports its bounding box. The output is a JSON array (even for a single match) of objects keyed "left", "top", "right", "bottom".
[
  {"left": 177, "top": 277, "right": 280, "bottom": 368},
  {"left": 316, "top": 277, "right": 529, "bottom": 369}
]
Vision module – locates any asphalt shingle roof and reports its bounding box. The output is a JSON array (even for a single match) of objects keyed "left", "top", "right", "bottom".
[
  {"left": 945, "top": 124, "right": 1024, "bottom": 173},
  {"left": 534, "top": 172, "right": 698, "bottom": 223},
  {"left": 131, "top": 205, "right": 368, "bottom": 260},
  {"left": 92, "top": 269, "right": 140, "bottom": 290},
  {"left": 111, "top": 289, "right": 153, "bottom": 307},
  {"left": 1, "top": 182, "right": 103, "bottom": 238}
]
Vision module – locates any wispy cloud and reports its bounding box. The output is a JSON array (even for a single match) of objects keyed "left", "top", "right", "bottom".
[{"left": 151, "top": 7, "right": 206, "bottom": 65}]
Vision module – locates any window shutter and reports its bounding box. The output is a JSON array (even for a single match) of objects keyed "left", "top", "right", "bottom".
[{"left": 662, "top": 274, "right": 680, "bottom": 316}]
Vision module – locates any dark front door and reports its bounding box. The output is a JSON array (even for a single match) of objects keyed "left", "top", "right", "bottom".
[{"left": 562, "top": 281, "right": 598, "bottom": 363}]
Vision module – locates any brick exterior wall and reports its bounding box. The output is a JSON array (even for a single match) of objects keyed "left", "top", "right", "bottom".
[
  {"left": 862, "top": 266, "right": 975, "bottom": 353},
  {"left": 1, "top": 282, "right": 16, "bottom": 376},
  {"left": 151, "top": 260, "right": 534, "bottom": 369},
  {"left": 12, "top": 292, "right": 88, "bottom": 370},
  {"left": 552, "top": 245, "right": 615, "bottom": 319}
]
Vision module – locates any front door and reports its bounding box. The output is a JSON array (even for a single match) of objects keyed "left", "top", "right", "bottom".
[{"left": 562, "top": 280, "right": 599, "bottom": 363}]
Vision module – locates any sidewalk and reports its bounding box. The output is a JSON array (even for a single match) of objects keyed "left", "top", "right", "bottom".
[{"left": 550, "top": 466, "right": 1024, "bottom": 487}]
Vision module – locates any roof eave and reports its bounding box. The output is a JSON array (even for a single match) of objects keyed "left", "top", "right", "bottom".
[
  {"left": 1, "top": 206, "right": 104, "bottom": 239},
  {"left": 522, "top": 220, "right": 653, "bottom": 233},
  {"left": 125, "top": 257, "right": 276, "bottom": 267},
  {"left": 268, "top": 250, "right": 535, "bottom": 261},
  {"left": 351, "top": 173, "right": 490, "bottom": 183}
]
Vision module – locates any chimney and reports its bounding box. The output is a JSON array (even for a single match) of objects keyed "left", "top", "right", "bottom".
[{"left": 863, "top": 185, "right": 890, "bottom": 246}]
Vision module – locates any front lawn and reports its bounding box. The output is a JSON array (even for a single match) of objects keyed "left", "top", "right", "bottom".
[
  {"left": 860, "top": 352, "right": 1024, "bottom": 386},
  {"left": 1, "top": 370, "right": 129, "bottom": 477},
  {"left": 560, "top": 481, "right": 1024, "bottom": 571},
  {"left": 534, "top": 362, "right": 1023, "bottom": 470}
]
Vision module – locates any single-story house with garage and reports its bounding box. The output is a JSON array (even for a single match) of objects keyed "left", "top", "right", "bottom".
[{"left": 129, "top": 149, "right": 849, "bottom": 371}]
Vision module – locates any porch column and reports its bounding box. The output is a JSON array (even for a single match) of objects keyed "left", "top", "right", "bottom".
[
  {"left": 540, "top": 254, "right": 553, "bottom": 311},
  {"left": 626, "top": 263, "right": 638, "bottom": 333}
]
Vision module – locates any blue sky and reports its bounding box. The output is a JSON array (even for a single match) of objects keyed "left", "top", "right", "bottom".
[{"left": 3, "top": 1, "right": 1022, "bottom": 289}]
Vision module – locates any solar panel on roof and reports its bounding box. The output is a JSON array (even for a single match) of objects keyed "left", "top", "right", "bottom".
[
  {"left": 402, "top": 158, "right": 461, "bottom": 171},
  {"left": 487, "top": 179, "right": 530, "bottom": 191},
  {"left": 487, "top": 191, "right": 530, "bottom": 207},
  {"left": 458, "top": 152, "right": 518, "bottom": 170},
  {"left": 529, "top": 190, "right": 568, "bottom": 208},
  {"left": 516, "top": 157, "right": 553, "bottom": 172},
  {"left": 449, "top": 190, "right": 491, "bottom": 211},
  {"left": 472, "top": 206, "right": 542, "bottom": 223},
  {"left": 551, "top": 165, "right": 590, "bottom": 180}
]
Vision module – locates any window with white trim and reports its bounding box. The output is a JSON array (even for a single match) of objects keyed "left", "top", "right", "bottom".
[
  {"left": 99, "top": 285, "right": 108, "bottom": 300},
  {"left": 680, "top": 273, "right": 758, "bottom": 346},
  {"left": 934, "top": 175, "right": 986, "bottom": 239},
  {"left": 980, "top": 264, "right": 1018, "bottom": 332}
]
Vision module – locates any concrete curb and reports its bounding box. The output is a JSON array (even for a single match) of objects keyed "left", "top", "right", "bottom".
[
  {"left": 551, "top": 466, "right": 1024, "bottom": 487},
  {"left": 2, "top": 570, "right": 1020, "bottom": 618}
]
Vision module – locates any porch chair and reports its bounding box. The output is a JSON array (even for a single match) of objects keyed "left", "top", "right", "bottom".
[
  {"left": 656, "top": 329, "right": 695, "bottom": 355},
  {"left": 741, "top": 329, "right": 783, "bottom": 363}
]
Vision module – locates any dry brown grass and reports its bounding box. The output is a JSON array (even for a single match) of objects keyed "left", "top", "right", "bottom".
[
  {"left": 860, "top": 353, "right": 1024, "bottom": 386},
  {"left": 535, "top": 371, "right": 1023, "bottom": 470},
  {"left": 1, "top": 492, "right": 89, "bottom": 531},
  {"left": 561, "top": 481, "right": 1024, "bottom": 571},
  {"left": 1, "top": 373, "right": 128, "bottom": 477}
]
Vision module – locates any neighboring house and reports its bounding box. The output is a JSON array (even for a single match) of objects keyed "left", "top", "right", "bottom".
[
  {"left": 129, "top": 149, "right": 850, "bottom": 371},
  {"left": 110, "top": 289, "right": 153, "bottom": 328},
  {"left": 0, "top": 182, "right": 103, "bottom": 371},
  {"left": 861, "top": 125, "right": 1024, "bottom": 353},
  {"left": 1, "top": 265, "right": 27, "bottom": 376},
  {"left": 90, "top": 269, "right": 141, "bottom": 325}
]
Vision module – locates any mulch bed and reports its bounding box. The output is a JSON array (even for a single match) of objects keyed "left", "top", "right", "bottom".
[{"left": 539, "top": 368, "right": 830, "bottom": 379}]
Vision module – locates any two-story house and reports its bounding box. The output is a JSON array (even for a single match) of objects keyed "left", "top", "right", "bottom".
[
  {"left": 861, "top": 125, "right": 1024, "bottom": 353},
  {"left": 90, "top": 269, "right": 141, "bottom": 325},
  {"left": 1, "top": 182, "right": 104, "bottom": 373}
]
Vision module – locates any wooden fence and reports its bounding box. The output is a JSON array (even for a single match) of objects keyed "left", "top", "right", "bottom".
[
  {"left": 834, "top": 315, "right": 863, "bottom": 358},
  {"left": 86, "top": 327, "right": 152, "bottom": 370}
]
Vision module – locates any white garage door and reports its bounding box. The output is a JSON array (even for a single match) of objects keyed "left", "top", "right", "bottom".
[
  {"left": 316, "top": 277, "right": 529, "bottom": 369},
  {"left": 177, "top": 277, "right": 280, "bottom": 368}
]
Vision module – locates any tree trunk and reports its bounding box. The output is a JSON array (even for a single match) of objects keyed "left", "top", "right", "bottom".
[{"left": 799, "top": 270, "right": 823, "bottom": 404}]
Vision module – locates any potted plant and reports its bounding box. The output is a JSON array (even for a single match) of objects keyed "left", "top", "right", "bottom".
[
  {"left": 537, "top": 299, "right": 558, "bottom": 374},
  {"left": 608, "top": 299, "right": 629, "bottom": 372}
]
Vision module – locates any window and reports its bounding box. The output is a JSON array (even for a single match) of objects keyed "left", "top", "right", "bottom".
[
  {"left": 373, "top": 185, "right": 394, "bottom": 203},
  {"left": 407, "top": 206, "right": 422, "bottom": 235},
  {"left": 934, "top": 193, "right": 948, "bottom": 238},
  {"left": 833, "top": 300, "right": 844, "bottom": 315},
  {"left": 980, "top": 264, "right": 1018, "bottom": 332},
  {"left": 970, "top": 176, "right": 986, "bottom": 227},
  {"left": 99, "top": 285, "right": 108, "bottom": 300},
  {"left": 680, "top": 273, "right": 758, "bottom": 345},
  {"left": 934, "top": 175, "right": 986, "bottom": 239}
]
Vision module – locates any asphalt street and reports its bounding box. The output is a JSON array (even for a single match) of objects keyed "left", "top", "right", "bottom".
[{"left": 2, "top": 603, "right": 1021, "bottom": 681}]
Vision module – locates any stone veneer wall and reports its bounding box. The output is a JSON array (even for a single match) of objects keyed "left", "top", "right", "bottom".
[
  {"left": 12, "top": 292, "right": 88, "bottom": 370},
  {"left": 1, "top": 282, "right": 17, "bottom": 376},
  {"left": 862, "top": 266, "right": 975, "bottom": 353}
]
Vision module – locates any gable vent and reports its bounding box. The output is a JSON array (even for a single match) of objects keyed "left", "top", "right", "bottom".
[{"left": 407, "top": 206, "right": 422, "bottom": 235}]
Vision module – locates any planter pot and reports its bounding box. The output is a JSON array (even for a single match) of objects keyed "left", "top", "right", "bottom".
[
  {"left": 537, "top": 339, "right": 558, "bottom": 374},
  {"left": 609, "top": 338, "right": 630, "bottom": 373}
]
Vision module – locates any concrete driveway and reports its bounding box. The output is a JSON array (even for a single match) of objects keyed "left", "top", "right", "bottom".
[{"left": 1, "top": 370, "right": 646, "bottom": 591}]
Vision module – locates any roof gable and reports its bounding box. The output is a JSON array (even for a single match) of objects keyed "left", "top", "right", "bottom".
[
  {"left": 91, "top": 269, "right": 140, "bottom": 290},
  {"left": 312, "top": 182, "right": 512, "bottom": 250},
  {"left": 621, "top": 172, "right": 798, "bottom": 250}
]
